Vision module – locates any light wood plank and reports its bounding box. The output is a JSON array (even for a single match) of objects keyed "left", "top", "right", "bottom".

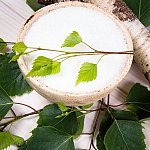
[
  {"left": 1, "top": 0, "right": 33, "bottom": 19},
  {"left": 0, "top": 2, "right": 25, "bottom": 41}
]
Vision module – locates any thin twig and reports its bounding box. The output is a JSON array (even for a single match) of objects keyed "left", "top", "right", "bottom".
[
  {"left": 0, "top": 109, "right": 42, "bottom": 127},
  {"left": 109, "top": 103, "right": 125, "bottom": 107},
  {"left": 107, "top": 94, "right": 110, "bottom": 107},
  {"left": 27, "top": 47, "right": 134, "bottom": 55},
  {"left": 14, "top": 103, "right": 38, "bottom": 113},
  {"left": 11, "top": 109, "right": 17, "bottom": 117}
]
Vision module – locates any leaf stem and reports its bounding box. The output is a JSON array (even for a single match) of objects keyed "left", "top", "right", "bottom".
[
  {"left": 82, "top": 41, "right": 97, "bottom": 52},
  {"left": 52, "top": 53, "right": 67, "bottom": 61},
  {"left": 97, "top": 54, "right": 106, "bottom": 64}
]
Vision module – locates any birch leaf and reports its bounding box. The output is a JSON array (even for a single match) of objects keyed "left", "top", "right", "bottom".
[
  {"left": 76, "top": 62, "right": 97, "bottom": 86},
  {"left": 61, "top": 31, "right": 82, "bottom": 48}
]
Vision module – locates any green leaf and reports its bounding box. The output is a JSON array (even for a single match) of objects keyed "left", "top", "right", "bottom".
[
  {"left": 111, "top": 109, "right": 138, "bottom": 121},
  {"left": 76, "top": 62, "right": 97, "bottom": 86},
  {"left": 127, "top": 104, "right": 139, "bottom": 112},
  {"left": 12, "top": 135, "right": 25, "bottom": 147},
  {"left": 80, "top": 103, "right": 93, "bottom": 109},
  {"left": 0, "top": 38, "right": 7, "bottom": 52},
  {"left": 73, "top": 111, "right": 85, "bottom": 139},
  {"left": 26, "top": 0, "right": 44, "bottom": 11},
  {"left": 0, "top": 53, "right": 32, "bottom": 96},
  {"left": 9, "top": 54, "right": 21, "bottom": 62},
  {"left": 26, "top": 56, "right": 61, "bottom": 77},
  {"left": 12, "top": 42, "right": 28, "bottom": 54},
  {"left": 0, "top": 86, "right": 13, "bottom": 119},
  {"left": 0, "top": 131, "right": 14, "bottom": 150},
  {"left": 126, "top": 83, "right": 150, "bottom": 112},
  {"left": 61, "top": 31, "right": 82, "bottom": 48},
  {"left": 104, "top": 120, "right": 146, "bottom": 150},
  {"left": 96, "top": 134, "right": 106, "bottom": 150},
  {"left": 0, "top": 131, "right": 25, "bottom": 149},
  {"left": 98, "top": 109, "right": 140, "bottom": 150},
  {"left": 23, "top": 126, "right": 75, "bottom": 150},
  {"left": 37, "top": 104, "right": 78, "bottom": 135},
  {"left": 128, "top": 104, "right": 150, "bottom": 120},
  {"left": 99, "top": 109, "right": 138, "bottom": 139},
  {"left": 57, "top": 102, "right": 70, "bottom": 112},
  {"left": 124, "top": 0, "right": 150, "bottom": 26}
]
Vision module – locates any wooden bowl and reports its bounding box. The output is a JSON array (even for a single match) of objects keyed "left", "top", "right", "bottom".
[{"left": 17, "top": 1, "right": 133, "bottom": 106}]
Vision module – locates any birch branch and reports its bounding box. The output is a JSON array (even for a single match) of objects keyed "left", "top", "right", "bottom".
[{"left": 39, "top": 0, "right": 150, "bottom": 82}]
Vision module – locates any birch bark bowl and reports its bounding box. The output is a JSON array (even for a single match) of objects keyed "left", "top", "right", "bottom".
[{"left": 17, "top": 2, "right": 133, "bottom": 106}]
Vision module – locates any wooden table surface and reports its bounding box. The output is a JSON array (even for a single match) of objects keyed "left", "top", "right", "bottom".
[{"left": 0, "top": 0, "right": 150, "bottom": 149}]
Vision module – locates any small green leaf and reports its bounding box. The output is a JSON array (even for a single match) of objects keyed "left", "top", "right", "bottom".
[
  {"left": 76, "top": 62, "right": 97, "bottom": 86},
  {"left": 12, "top": 135, "right": 25, "bottom": 147},
  {"left": 0, "top": 53, "right": 32, "bottom": 96},
  {"left": 0, "top": 131, "right": 14, "bottom": 150},
  {"left": 124, "top": 0, "right": 150, "bottom": 26},
  {"left": 26, "top": 56, "right": 61, "bottom": 77},
  {"left": 0, "top": 38, "right": 7, "bottom": 52},
  {"left": 104, "top": 120, "right": 146, "bottom": 150},
  {"left": 126, "top": 83, "right": 150, "bottom": 112},
  {"left": 57, "top": 102, "right": 70, "bottom": 112},
  {"left": 55, "top": 112, "right": 70, "bottom": 118},
  {"left": 127, "top": 104, "right": 139, "bottom": 112},
  {"left": 0, "top": 86, "right": 13, "bottom": 120},
  {"left": 24, "top": 126, "right": 75, "bottom": 150},
  {"left": 37, "top": 104, "right": 78, "bottom": 135},
  {"left": 32, "top": 56, "right": 52, "bottom": 68},
  {"left": 9, "top": 54, "right": 21, "bottom": 62},
  {"left": 26, "top": 0, "right": 44, "bottom": 11},
  {"left": 80, "top": 103, "right": 93, "bottom": 109},
  {"left": 12, "top": 42, "right": 28, "bottom": 54},
  {"left": 61, "top": 31, "right": 82, "bottom": 48}
]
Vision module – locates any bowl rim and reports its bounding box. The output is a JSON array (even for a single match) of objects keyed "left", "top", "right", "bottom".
[{"left": 17, "top": 1, "right": 133, "bottom": 104}]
